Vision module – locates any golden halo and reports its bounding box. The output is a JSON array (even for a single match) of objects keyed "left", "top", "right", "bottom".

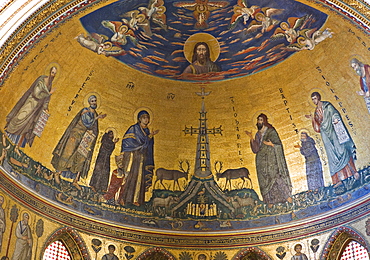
[
  {"left": 349, "top": 54, "right": 365, "bottom": 70},
  {"left": 83, "top": 92, "right": 101, "bottom": 109},
  {"left": 290, "top": 242, "right": 306, "bottom": 256},
  {"left": 44, "top": 62, "right": 61, "bottom": 82},
  {"left": 104, "top": 127, "right": 118, "bottom": 138},
  {"left": 280, "top": 22, "right": 289, "bottom": 30},
  {"left": 157, "top": 6, "right": 166, "bottom": 14},
  {"left": 249, "top": 110, "right": 274, "bottom": 125},
  {"left": 119, "top": 25, "right": 128, "bottom": 33},
  {"left": 196, "top": 4, "right": 207, "bottom": 13},
  {"left": 103, "top": 42, "right": 113, "bottom": 50},
  {"left": 133, "top": 107, "right": 154, "bottom": 124},
  {"left": 195, "top": 253, "right": 209, "bottom": 260},
  {"left": 349, "top": 54, "right": 365, "bottom": 63},
  {"left": 255, "top": 13, "right": 265, "bottom": 21},
  {"left": 19, "top": 210, "right": 31, "bottom": 221},
  {"left": 104, "top": 244, "right": 118, "bottom": 254},
  {"left": 297, "top": 36, "right": 306, "bottom": 46},
  {"left": 298, "top": 128, "right": 311, "bottom": 137},
  {"left": 184, "top": 33, "right": 220, "bottom": 63},
  {"left": 307, "top": 88, "right": 327, "bottom": 108},
  {"left": 137, "top": 13, "right": 146, "bottom": 23}
]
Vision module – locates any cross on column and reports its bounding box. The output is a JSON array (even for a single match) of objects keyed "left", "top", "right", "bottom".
[{"left": 183, "top": 88, "right": 222, "bottom": 178}]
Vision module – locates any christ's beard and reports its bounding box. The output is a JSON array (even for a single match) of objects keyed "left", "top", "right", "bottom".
[
  {"left": 257, "top": 123, "right": 263, "bottom": 130},
  {"left": 198, "top": 55, "right": 206, "bottom": 65}
]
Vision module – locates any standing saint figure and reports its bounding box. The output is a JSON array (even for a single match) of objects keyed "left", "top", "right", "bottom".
[
  {"left": 117, "top": 110, "right": 159, "bottom": 207},
  {"left": 5, "top": 66, "right": 57, "bottom": 148},
  {"left": 89, "top": 130, "right": 119, "bottom": 193},
  {"left": 350, "top": 58, "right": 370, "bottom": 97},
  {"left": 12, "top": 213, "right": 32, "bottom": 260},
  {"left": 295, "top": 132, "right": 324, "bottom": 190},
  {"left": 245, "top": 113, "right": 292, "bottom": 204},
  {"left": 0, "top": 196, "right": 5, "bottom": 252},
  {"left": 291, "top": 244, "right": 308, "bottom": 260},
  {"left": 51, "top": 95, "right": 106, "bottom": 189},
  {"left": 306, "top": 92, "right": 359, "bottom": 187},
  {"left": 183, "top": 42, "right": 221, "bottom": 74}
]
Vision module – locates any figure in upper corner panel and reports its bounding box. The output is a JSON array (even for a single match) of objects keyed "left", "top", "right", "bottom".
[
  {"left": 350, "top": 57, "right": 370, "bottom": 114},
  {"left": 350, "top": 57, "right": 370, "bottom": 98}
]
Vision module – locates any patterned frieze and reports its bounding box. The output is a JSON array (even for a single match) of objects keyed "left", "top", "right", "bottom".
[{"left": 1, "top": 170, "right": 370, "bottom": 247}]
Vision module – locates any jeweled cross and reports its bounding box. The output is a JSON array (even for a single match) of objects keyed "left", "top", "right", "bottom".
[{"left": 183, "top": 87, "right": 222, "bottom": 178}]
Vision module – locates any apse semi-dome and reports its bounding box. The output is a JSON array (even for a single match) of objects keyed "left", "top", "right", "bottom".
[
  {"left": 78, "top": 0, "right": 330, "bottom": 82},
  {"left": 1, "top": 0, "right": 370, "bottom": 254}
]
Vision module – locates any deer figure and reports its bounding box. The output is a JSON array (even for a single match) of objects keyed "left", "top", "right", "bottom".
[
  {"left": 155, "top": 160, "right": 190, "bottom": 190},
  {"left": 214, "top": 161, "right": 253, "bottom": 191}
]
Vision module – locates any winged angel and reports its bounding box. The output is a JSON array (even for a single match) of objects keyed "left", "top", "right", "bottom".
[
  {"left": 139, "top": 0, "right": 168, "bottom": 31},
  {"left": 101, "top": 20, "right": 137, "bottom": 45},
  {"left": 122, "top": 10, "right": 153, "bottom": 37},
  {"left": 230, "top": 0, "right": 260, "bottom": 29},
  {"left": 271, "top": 15, "right": 313, "bottom": 43},
  {"left": 245, "top": 7, "right": 283, "bottom": 34},
  {"left": 75, "top": 33, "right": 125, "bottom": 56},
  {"left": 287, "top": 28, "right": 333, "bottom": 50},
  {"left": 119, "top": 0, "right": 168, "bottom": 38},
  {"left": 174, "top": 0, "right": 229, "bottom": 29}
]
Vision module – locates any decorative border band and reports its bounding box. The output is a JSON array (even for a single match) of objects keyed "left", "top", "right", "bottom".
[{"left": 1, "top": 170, "right": 370, "bottom": 247}]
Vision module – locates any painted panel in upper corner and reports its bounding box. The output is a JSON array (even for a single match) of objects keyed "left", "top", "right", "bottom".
[{"left": 78, "top": 0, "right": 330, "bottom": 82}]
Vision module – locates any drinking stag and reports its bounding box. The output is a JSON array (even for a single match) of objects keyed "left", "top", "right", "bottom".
[
  {"left": 155, "top": 160, "right": 190, "bottom": 190},
  {"left": 214, "top": 161, "right": 253, "bottom": 191}
]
